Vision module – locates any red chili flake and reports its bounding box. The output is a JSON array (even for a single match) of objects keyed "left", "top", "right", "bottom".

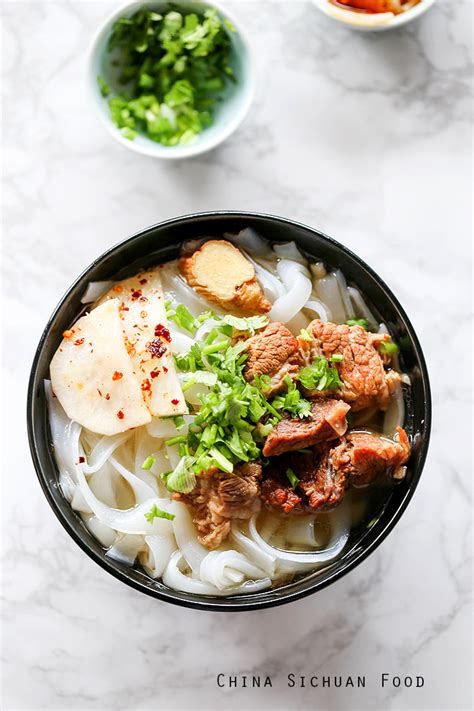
[
  {"left": 74, "top": 338, "right": 85, "bottom": 346},
  {"left": 112, "top": 371, "right": 123, "bottom": 381},
  {"left": 139, "top": 296, "right": 148, "bottom": 302},
  {"left": 117, "top": 410, "right": 124, "bottom": 420},
  {"left": 171, "top": 399, "right": 179, "bottom": 405},
  {"left": 147, "top": 339, "right": 167, "bottom": 358},
  {"left": 105, "top": 393, "right": 111, "bottom": 401},
  {"left": 119, "top": 303, "right": 129, "bottom": 314},
  {"left": 63, "top": 329, "right": 74, "bottom": 339},
  {"left": 131, "top": 289, "right": 142, "bottom": 300},
  {"left": 139, "top": 278, "right": 148, "bottom": 285},
  {"left": 154, "top": 324, "right": 171, "bottom": 341},
  {"left": 114, "top": 285, "right": 123, "bottom": 293},
  {"left": 150, "top": 368, "right": 160, "bottom": 379},
  {"left": 140, "top": 310, "right": 147, "bottom": 319},
  {"left": 163, "top": 366, "right": 168, "bottom": 373},
  {"left": 97, "top": 389, "right": 102, "bottom": 397},
  {"left": 141, "top": 378, "right": 151, "bottom": 394},
  {"left": 78, "top": 456, "right": 85, "bottom": 464}
]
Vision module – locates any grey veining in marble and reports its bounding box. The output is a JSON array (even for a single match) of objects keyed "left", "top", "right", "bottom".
[{"left": 1, "top": 1, "right": 473, "bottom": 709}]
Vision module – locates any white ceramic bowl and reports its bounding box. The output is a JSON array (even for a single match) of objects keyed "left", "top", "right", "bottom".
[
  {"left": 311, "top": 0, "right": 436, "bottom": 31},
  {"left": 87, "top": 0, "right": 255, "bottom": 159}
]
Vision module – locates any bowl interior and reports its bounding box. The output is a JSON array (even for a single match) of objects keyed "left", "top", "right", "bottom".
[
  {"left": 28, "top": 213, "right": 431, "bottom": 610},
  {"left": 311, "top": 0, "right": 436, "bottom": 31},
  {"left": 88, "top": 0, "right": 254, "bottom": 158}
]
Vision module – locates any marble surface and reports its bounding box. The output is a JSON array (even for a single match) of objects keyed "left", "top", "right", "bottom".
[{"left": 1, "top": 1, "right": 473, "bottom": 709}]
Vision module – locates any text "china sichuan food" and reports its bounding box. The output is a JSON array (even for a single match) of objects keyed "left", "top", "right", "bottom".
[{"left": 48, "top": 232, "right": 411, "bottom": 596}]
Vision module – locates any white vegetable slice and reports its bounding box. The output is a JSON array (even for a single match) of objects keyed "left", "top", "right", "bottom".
[
  {"left": 50, "top": 299, "right": 151, "bottom": 436},
  {"left": 99, "top": 269, "right": 188, "bottom": 417}
]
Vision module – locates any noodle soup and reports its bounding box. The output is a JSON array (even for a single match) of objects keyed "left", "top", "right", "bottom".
[{"left": 46, "top": 229, "right": 412, "bottom": 596}]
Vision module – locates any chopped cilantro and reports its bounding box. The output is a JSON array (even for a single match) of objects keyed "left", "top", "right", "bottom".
[
  {"left": 298, "top": 357, "right": 342, "bottom": 391},
  {"left": 97, "top": 75, "right": 110, "bottom": 97},
  {"left": 99, "top": 8, "right": 236, "bottom": 146},
  {"left": 144, "top": 503, "right": 175, "bottom": 522},
  {"left": 299, "top": 328, "right": 312, "bottom": 342},
  {"left": 272, "top": 377, "right": 312, "bottom": 419}
]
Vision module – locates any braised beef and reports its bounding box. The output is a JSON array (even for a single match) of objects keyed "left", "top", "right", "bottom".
[
  {"left": 302, "top": 319, "right": 401, "bottom": 411},
  {"left": 261, "top": 470, "right": 304, "bottom": 514},
  {"left": 244, "top": 322, "right": 302, "bottom": 395},
  {"left": 262, "top": 398, "right": 350, "bottom": 457},
  {"left": 331, "top": 426, "right": 410, "bottom": 486},
  {"left": 174, "top": 462, "right": 262, "bottom": 549},
  {"left": 261, "top": 427, "right": 410, "bottom": 514}
]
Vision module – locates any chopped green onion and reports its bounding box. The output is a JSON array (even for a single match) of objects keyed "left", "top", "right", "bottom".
[
  {"left": 330, "top": 353, "right": 343, "bottom": 363},
  {"left": 141, "top": 456, "right": 155, "bottom": 470},
  {"left": 165, "top": 435, "right": 187, "bottom": 446},
  {"left": 144, "top": 503, "right": 175, "bottom": 522},
  {"left": 299, "top": 328, "right": 312, "bottom": 342},
  {"left": 286, "top": 467, "right": 299, "bottom": 489},
  {"left": 221, "top": 314, "right": 268, "bottom": 335},
  {"left": 346, "top": 317, "right": 369, "bottom": 329},
  {"left": 209, "top": 447, "right": 234, "bottom": 473},
  {"left": 172, "top": 415, "right": 186, "bottom": 430},
  {"left": 378, "top": 340, "right": 399, "bottom": 355},
  {"left": 202, "top": 340, "right": 228, "bottom": 354}
]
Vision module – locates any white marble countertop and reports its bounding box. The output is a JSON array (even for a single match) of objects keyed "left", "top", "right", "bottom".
[{"left": 2, "top": 1, "right": 472, "bottom": 709}]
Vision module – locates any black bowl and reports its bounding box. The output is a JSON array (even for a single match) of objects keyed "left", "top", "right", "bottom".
[{"left": 27, "top": 211, "right": 431, "bottom": 611}]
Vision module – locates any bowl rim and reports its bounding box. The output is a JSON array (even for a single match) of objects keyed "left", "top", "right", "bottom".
[
  {"left": 86, "top": 0, "right": 256, "bottom": 159},
  {"left": 311, "top": 0, "right": 436, "bottom": 31},
  {"left": 27, "top": 210, "right": 432, "bottom": 611}
]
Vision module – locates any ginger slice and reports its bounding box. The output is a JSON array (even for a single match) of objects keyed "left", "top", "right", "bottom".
[{"left": 179, "top": 240, "right": 271, "bottom": 314}]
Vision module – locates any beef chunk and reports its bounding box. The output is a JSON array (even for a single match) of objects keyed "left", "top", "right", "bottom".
[
  {"left": 261, "top": 448, "right": 347, "bottom": 514},
  {"left": 261, "top": 468, "right": 304, "bottom": 514},
  {"left": 174, "top": 462, "right": 262, "bottom": 549},
  {"left": 331, "top": 426, "right": 410, "bottom": 486},
  {"left": 298, "top": 446, "right": 348, "bottom": 510},
  {"left": 244, "top": 322, "right": 302, "bottom": 395},
  {"left": 262, "top": 398, "right": 350, "bottom": 457},
  {"left": 304, "top": 319, "right": 401, "bottom": 411},
  {"left": 261, "top": 427, "right": 410, "bottom": 514},
  {"left": 263, "top": 449, "right": 347, "bottom": 513}
]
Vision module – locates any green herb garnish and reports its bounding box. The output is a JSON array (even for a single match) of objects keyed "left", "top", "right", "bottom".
[
  {"left": 299, "top": 328, "right": 312, "bottom": 342},
  {"left": 166, "top": 303, "right": 197, "bottom": 333},
  {"left": 298, "top": 357, "right": 343, "bottom": 391},
  {"left": 286, "top": 467, "right": 299, "bottom": 489},
  {"left": 330, "top": 353, "right": 343, "bottom": 363},
  {"left": 272, "top": 377, "right": 312, "bottom": 419},
  {"left": 346, "top": 317, "right": 369, "bottom": 329},
  {"left": 97, "top": 75, "right": 110, "bottom": 97},
  {"left": 141, "top": 456, "right": 155, "bottom": 470},
  {"left": 144, "top": 503, "right": 175, "bottom": 522},
  {"left": 100, "top": 8, "right": 236, "bottom": 146},
  {"left": 378, "top": 340, "right": 399, "bottom": 355}
]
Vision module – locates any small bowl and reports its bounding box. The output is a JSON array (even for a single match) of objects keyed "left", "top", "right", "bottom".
[
  {"left": 311, "top": 0, "right": 436, "bottom": 31},
  {"left": 87, "top": 1, "right": 255, "bottom": 158},
  {"left": 27, "top": 212, "right": 431, "bottom": 611}
]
